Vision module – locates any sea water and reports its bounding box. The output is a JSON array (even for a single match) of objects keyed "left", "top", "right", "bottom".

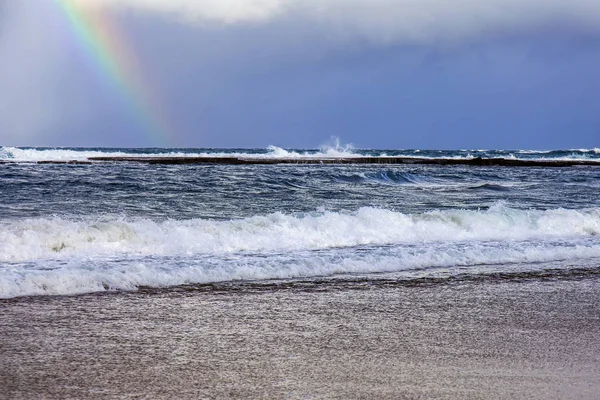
[{"left": 1, "top": 146, "right": 599, "bottom": 298}]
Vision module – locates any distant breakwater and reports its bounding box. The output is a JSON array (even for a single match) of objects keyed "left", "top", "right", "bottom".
[{"left": 2, "top": 156, "right": 600, "bottom": 167}]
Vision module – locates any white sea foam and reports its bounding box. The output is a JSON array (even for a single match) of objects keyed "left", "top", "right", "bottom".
[
  {"left": 516, "top": 149, "right": 552, "bottom": 154},
  {"left": 568, "top": 148, "right": 600, "bottom": 154},
  {"left": 2, "top": 205, "right": 599, "bottom": 262},
  {"left": 515, "top": 148, "right": 600, "bottom": 156},
  {"left": 0, "top": 144, "right": 359, "bottom": 162},
  {"left": 1, "top": 237, "right": 600, "bottom": 299},
  {"left": 0, "top": 147, "right": 180, "bottom": 161},
  {"left": 1, "top": 205, "right": 600, "bottom": 298},
  {"left": 2, "top": 146, "right": 599, "bottom": 162}
]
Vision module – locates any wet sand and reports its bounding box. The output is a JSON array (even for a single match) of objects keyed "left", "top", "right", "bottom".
[{"left": 1, "top": 275, "right": 600, "bottom": 399}]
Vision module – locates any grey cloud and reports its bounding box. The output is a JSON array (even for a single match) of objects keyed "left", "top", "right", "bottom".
[{"left": 75, "top": 0, "right": 600, "bottom": 44}]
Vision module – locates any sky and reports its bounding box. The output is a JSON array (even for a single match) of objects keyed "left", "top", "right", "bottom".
[{"left": 0, "top": 0, "right": 599, "bottom": 149}]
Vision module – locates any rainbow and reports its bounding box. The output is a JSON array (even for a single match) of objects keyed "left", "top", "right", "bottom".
[{"left": 55, "top": 0, "right": 174, "bottom": 146}]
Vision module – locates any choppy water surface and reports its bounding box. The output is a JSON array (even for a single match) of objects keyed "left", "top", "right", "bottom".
[{"left": 1, "top": 146, "right": 599, "bottom": 298}]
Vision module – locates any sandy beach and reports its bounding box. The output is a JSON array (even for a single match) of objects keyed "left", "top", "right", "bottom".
[{"left": 1, "top": 271, "right": 599, "bottom": 399}]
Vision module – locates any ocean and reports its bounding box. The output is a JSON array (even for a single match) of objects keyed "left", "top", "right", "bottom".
[
  {"left": 1, "top": 145, "right": 599, "bottom": 298},
  {"left": 2, "top": 145, "right": 600, "bottom": 398}
]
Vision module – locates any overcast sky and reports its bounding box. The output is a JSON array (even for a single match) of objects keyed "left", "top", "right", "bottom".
[{"left": 1, "top": 0, "right": 599, "bottom": 149}]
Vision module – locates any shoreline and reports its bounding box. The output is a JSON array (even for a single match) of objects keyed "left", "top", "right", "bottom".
[{"left": 2, "top": 274, "right": 599, "bottom": 399}]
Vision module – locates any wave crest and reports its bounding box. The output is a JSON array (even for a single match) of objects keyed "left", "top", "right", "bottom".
[
  {"left": 1, "top": 205, "right": 599, "bottom": 262},
  {"left": 2, "top": 204, "right": 600, "bottom": 298}
]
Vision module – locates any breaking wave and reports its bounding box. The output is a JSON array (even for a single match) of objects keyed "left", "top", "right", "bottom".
[
  {"left": 0, "top": 143, "right": 359, "bottom": 162},
  {"left": 2, "top": 145, "right": 600, "bottom": 163},
  {"left": 2, "top": 204, "right": 599, "bottom": 261},
  {"left": 1, "top": 204, "right": 600, "bottom": 298}
]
